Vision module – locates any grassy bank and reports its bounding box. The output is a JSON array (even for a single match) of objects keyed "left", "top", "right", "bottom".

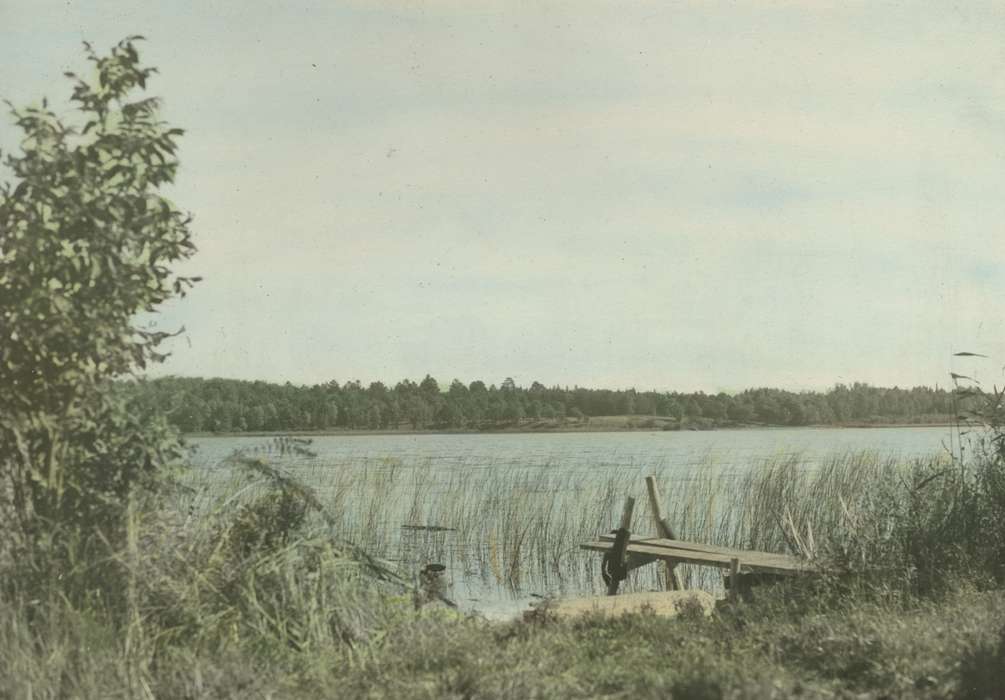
[
  {"left": 3, "top": 569, "right": 1004, "bottom": 698},
  {"left": 4, "top": 442, "right": 1005, "bottom": 698}
]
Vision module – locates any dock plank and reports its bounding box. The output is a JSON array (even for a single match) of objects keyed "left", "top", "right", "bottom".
[
  {"left": 595, "top": 534, "right": 811, "bottom": 569},
  {"left": 597, "top": 533, "right": 792, "bottom": 560},
  {"left": 581, "top": 540, "right": 812, "bottom": 575}
]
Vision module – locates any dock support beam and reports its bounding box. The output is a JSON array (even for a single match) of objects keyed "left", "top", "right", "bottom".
[
  {"left": 728, "top": 557, "right": 741, "bottom": 602},
  {"left": 603, "top": 497, "right": 635, "bottom": 595},
  {"left": 645, "top": 476, "right": 684, "bottom": 591}
]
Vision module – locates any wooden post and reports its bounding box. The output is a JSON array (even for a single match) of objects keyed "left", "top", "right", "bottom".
[
  {"left": 645, "top": 476, "right": 684, "bottom": 591},
  {"left": 728, "top": 557, "right": 741, "bottom": 602},
  {"left": 605, "top": 497, "right": 635, "bottom": 596}
]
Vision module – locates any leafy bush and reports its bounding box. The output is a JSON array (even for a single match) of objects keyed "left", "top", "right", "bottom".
[{"left": 0, "top": 37, "right": 197, "bottom": 599}]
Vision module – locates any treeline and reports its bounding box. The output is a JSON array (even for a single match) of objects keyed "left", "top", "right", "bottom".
[{"left": 130, "top": 376, "right": 957, "bottom": 434}]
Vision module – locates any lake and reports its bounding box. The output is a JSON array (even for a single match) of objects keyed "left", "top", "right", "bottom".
[
  {"left": 187, "top": 425, "right": 955, "bottom": 473},
  {"left": 184, "top": 426, "right": 959, "bottom": 617}
]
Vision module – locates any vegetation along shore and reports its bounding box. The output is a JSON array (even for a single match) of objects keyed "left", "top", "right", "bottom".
[
  {"left": 181, "top": 416, "right": 956, "bottom": 439},
  {"left": 133, "top": 375, "right": 957, "bottom": 435}
]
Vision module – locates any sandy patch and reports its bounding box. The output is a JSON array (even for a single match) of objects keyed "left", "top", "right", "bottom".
[{"left": 542, "top": 590, "right": 718, "bottom": 620}]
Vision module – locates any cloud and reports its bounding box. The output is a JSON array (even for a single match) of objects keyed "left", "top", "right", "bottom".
[{"left": 4, "top": 1, "right": 1005, "bottom": 390}]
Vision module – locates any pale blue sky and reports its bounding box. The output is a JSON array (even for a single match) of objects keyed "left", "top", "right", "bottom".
[{"left": 3, "top": 1, "right": 1004, "bottom": 391}]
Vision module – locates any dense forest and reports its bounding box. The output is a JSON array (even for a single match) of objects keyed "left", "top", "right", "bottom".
[{"left": 130, "top": 376, "right": 958, "bottom": 433}]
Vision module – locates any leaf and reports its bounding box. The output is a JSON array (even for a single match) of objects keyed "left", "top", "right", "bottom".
[{"left": 954, "top": 352, "right": 988, "bottom": 358}]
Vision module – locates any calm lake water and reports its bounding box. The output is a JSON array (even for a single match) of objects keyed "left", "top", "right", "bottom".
[
  {"left": 187, "top": 425, "right": 955, "bottom": 474},
  {"left": 185, "top": 426, "right": 958, "bottom": 617}
]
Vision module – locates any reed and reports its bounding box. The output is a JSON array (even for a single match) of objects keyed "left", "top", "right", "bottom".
[{"left": 174, "top": 447, "right": 956, "bottom": 599}]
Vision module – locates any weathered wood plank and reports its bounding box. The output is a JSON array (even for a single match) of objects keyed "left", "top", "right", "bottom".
[
  {"left": 582, "top": 540, "right": 811, "bottom": 575},
  {"left": 597, "top": 532, "right": 757, "bottom": 556},
  {"left": 596, "top": 533, "right": 804, "bottom": 566},
  {"left": 585, "top": 541, "right": 807, "bottom": 575}
]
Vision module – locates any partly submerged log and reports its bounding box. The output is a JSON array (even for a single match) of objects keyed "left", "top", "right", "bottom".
[{"left": 540, "top": 590, "right": 717, "bottom": 620}]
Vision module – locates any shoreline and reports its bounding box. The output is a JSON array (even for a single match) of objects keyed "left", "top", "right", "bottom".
[{"left": 183, "top": 420, "right": 956, "bottom": 440}]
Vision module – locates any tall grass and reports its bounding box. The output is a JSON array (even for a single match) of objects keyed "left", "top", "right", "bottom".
[{"left": 174, "top": 447, "right": 964, "bottom": 601}]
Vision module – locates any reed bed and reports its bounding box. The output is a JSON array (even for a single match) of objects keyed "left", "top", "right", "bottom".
[{"left": 174, "top": 445, "right": 947, "bottom": 604}]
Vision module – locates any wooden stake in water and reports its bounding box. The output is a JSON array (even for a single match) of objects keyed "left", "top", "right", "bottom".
[{"left": 645, "top": 475, "right": 684, "bottom": 591}]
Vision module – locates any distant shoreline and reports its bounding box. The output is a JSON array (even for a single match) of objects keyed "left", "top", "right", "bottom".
[{"left": 184, "top": 418, "right": 956, "bottom": 439}]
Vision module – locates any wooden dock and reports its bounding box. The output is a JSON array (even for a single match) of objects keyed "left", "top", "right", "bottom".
[
  {"left": 582, "top": 535, "right": 813, "bottom": 576},
  {"left": 580, "top": 476, "right": 816, "bottom": 598}
]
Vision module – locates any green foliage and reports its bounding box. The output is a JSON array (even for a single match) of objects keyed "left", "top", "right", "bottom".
[
  {"left": 874, "top": 370, "right": 1005, "bottom": 589},
  {"left": 961, "top": 385, "right": 1005, "bottom": 583},
  {"left": 0, "top": 38, "right": 196, "bottom": 595},
  {"left": 742, "top": 448, "right": 1005, "bottom": 597},
  {"left": 133, "top": 375, "right": 958, "bottom": 434},
  {"left": 224, "top": 490, "right": 308, "bottom": 560}
]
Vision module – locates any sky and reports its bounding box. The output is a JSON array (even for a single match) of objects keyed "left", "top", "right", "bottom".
[{"left": 2, "top": 1, "right": 1004, "bottom": 393}]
